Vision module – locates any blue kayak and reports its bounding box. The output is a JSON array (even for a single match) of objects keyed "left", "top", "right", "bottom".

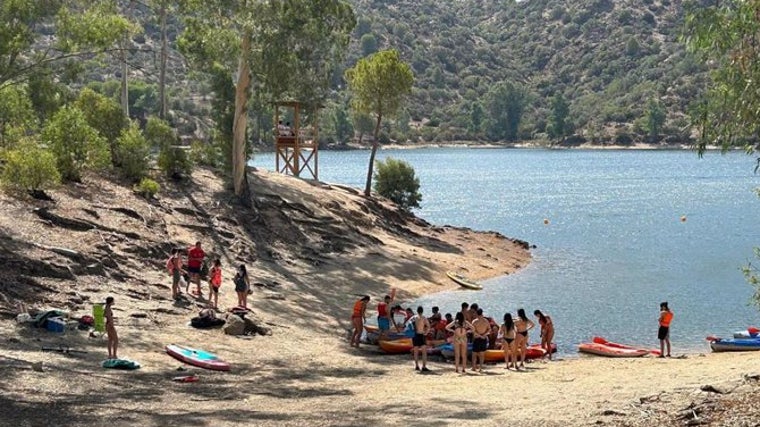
[
  {"left": 710, "top": 337, "right": 760, "bottom": 352},
  {"left": 439, "top": 343, "right": 473, "bottom": 359}
]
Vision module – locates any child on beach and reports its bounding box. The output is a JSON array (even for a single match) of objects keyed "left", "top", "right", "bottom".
[
  {"left": 534, "top": 309, "right": 554, "bottom": 360},
  {"left": 104, "top": 296, "right": 118, "bottom": 359},
  {"left": 350, "top": 296, "right": 370, "bottom": 348},
  {"left": 167, "top": 248, "right": 184, "bottom": 299},
  {"left": 658, "top": 302, "right": 673, "bottom": 357},
  {"left": 207, "top": 259, "right": 222, "bottom": 309}
]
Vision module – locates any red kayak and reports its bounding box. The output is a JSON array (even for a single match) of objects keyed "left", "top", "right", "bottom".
[
  {"left": 578, "top": 342, "right": 648, "bottom": 358},
  {"left": 592, "top": 336, "right": 661, "bottom": 356}
]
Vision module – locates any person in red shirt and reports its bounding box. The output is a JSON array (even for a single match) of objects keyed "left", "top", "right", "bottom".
[
  {"left": 377, "top": 295, "right": 392, "bottom": 340},
  {"left": 187, "top": 241, "right": 206, "bottom": 297}
]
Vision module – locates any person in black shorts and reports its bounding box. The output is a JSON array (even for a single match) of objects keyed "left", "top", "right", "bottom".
[
  {"left": 412, "top": 306, "right": 431, "bottom": 372},
  {"left": 471, "top": 308, "right": 491, "bottom": 372}
]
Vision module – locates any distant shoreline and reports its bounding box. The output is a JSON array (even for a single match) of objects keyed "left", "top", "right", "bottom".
[{"left": 253, "top": 140, "right": 721, "bottom": 153}]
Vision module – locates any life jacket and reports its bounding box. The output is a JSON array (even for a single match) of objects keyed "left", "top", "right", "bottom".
[
  {"left": 352, "top": 300, "right": 364, "bottom": 317},
  {"left": 660, "top": 311, "right": 673, "bottom": 327}
]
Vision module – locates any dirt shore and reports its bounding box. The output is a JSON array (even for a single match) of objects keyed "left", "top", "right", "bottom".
[{"left": 0, "top": 168, "right": 757, "bottom": 427}]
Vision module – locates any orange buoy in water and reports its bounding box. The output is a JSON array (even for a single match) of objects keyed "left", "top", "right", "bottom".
[
  {"left": 680, "top": 215, "right": 687, "bottom": 222},
  {"left": 543, "top": 219, "right": 550, "bottom": 225}
]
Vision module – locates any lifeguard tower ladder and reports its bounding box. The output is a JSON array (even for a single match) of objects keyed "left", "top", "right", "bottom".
[{"left": 274, "top": 101, "right": 319, "bottom": 180}]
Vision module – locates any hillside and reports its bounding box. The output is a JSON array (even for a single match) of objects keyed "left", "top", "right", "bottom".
[{"left": 341, "top": 0, "right": 705, "bottom": 145}]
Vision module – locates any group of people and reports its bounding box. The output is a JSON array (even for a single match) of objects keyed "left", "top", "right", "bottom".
[
  {"left": 165, "top": 241, "right": 253, "bottom": 310},
  {"left": 350, "top": 295, "right": 555, "bottom": 373}
]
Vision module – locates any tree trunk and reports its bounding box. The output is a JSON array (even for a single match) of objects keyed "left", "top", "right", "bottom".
[
  {"left": 364, "top": 113, "right": 382, "bottom": 197},
  {"left": 158, "top": 1, "right": 168, "bottom": 119},
  {"left": 232, "top": 33, "right": 252, "bottom": 203},
  {"left": 120, "top": 40, "right": 129, "bottom": 117}
]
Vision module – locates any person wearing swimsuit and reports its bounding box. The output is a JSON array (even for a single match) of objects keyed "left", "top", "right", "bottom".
[
  {"left": 471, "top": 308, "right": 490, "bottom": 372},
  {"left": 534, "top": 309, "right": 554, "bottom": 361},
  {"left": 104, "top": 296, "right": 118, "bottom": 359},
  {"left": 514, "top": 308, "right": 535, "bottom": 370},
  {"left": 446, "top": 312, "right": 473, "bottom": 374},
  {"left": 350, "top": 296, "right": 370, "bottom": 348},
  {"left": 500, "top": 312, "right": 517, "bottom": 370},
  {"left": 412, "top": 306, "right": 431, "bottom": 372}
]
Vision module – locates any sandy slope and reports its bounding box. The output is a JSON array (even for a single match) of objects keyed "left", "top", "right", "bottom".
[{"left": 0, "top": 168, "right": 757, "bottom": 427}]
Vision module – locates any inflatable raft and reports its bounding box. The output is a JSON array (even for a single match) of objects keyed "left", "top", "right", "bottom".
[{"left": 709, "top": 337, "right": 760, "bottom": 352}]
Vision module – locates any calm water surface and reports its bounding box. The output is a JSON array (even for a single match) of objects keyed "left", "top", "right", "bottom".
[{"left": 251, "top": 148, "right": 759, "bottom": 354}]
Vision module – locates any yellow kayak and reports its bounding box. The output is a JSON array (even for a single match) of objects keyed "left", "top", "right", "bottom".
[{"left": 446, "top": 271, "right": 483, "bottom": 290}]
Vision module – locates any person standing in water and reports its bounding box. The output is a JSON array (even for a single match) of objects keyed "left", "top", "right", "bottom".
[
  {"left": 104, "top": 296, "right": 118, "bottom": 359},
  {"left": 412, "top": 306, "right": 431, "bottom": 372},
  {"left": 350, "top": 296, "right": 370, "bottom": 348},
  {"left": 658, "top": 301, "right": 673, "bottom": 358},
  {"left": 534, "top": 309, "right": 554, "bottom": 361},
  {"left": 446, "top": 312, "right": 473, "bottom": 374},
  {"left": 500, "top": 312, "right": 517, "bottom": 370},
  {"left": 514, "top": 308, "right": 535, "bottom": 370}
]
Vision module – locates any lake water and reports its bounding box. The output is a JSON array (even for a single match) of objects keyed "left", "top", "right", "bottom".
[{"left": 250, "top": 148, "right": 760, "bottom": 354}]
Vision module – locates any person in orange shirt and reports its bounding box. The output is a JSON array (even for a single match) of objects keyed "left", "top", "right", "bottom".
[
  {"left": 658, "top": 301, "right": 673, "bottom": 358},
  {"left": 350, "top": 296, "right": 370, "bottom": 348},
  {"left": 207, "top": 259, "right": 222, "bottom": 309}
]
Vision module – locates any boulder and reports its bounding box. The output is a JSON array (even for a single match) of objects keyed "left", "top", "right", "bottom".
[{"left": 223, "top": 314, "right": 246, "bottom": 336}]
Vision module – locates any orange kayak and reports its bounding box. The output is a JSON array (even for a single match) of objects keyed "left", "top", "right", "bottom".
[
  {"left": 483, "top": 344, "right": 557, "bottom": 363},
  {"left": 378, "top": 338, "right": 413, "bottom": 354},
  {"left": 592, "top": 336, "right": 661, "bottom": 356},
  {"left": 578, "top": 342, "right": 648, "bottom": 357}
]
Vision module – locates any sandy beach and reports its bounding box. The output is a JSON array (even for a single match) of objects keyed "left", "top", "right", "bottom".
[{"left": 0, "top": 168, "right": 758, "bottom": 427}]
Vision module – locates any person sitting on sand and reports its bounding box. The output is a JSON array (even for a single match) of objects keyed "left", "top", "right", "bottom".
[
  {"left": 471, "top": 308, "right": 491, "bottom": 372},
  {"left": 104, "top": 296, "right": 118, "bottom": 359},
  {"left": 446, "top": 312, "right": 473, "bottom": 374},
  {"left": 658, "top": 301, "right": 673, "bottom": 358},
  {"left": 534, "top": 309, "right": 554, "bottom": 360},
  {"left": 377, "top": 295, "right": 393, "bottom": 340},
  {"left": 500, "top": 312, "right": 517, "bottom": 370},
  {"left": 350, "top": 295, "right": 370, "bottom": 348},
  {"left": 412, "top": 306, "right": 431, "bottom": 372},
  {"left": 514, "top": 308, "right": 535, "bottom": 370},
  {"left": 207, "top": 259, "right": 222, "bottom": 309}
]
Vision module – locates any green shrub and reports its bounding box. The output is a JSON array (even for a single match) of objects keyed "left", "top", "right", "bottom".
[
  {"left": 134, "top": 177, "right": 159, "bottom": 198},
  {"left": 146, "top": 117, "right": 193, "bottom": 179},
  {"left": 42, "top": 106, "right": 110, "bottom": 181},
  {"left": 74, "top": 88, "right": 127, "bottom": 166},
  {"left": 190, "top": 139, "right": 221, "bottom": 168},
  {"left": 116, "top": 122, "right": 150, "bottom": 181},
  {"left": 1, "top": 140, "right": 61, "bottom": 194},
  {"left": 373, "top": 157, "right": 422, "bottom": 212}
]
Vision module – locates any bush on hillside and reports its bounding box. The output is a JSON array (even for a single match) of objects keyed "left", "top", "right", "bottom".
[
  {"left": 74, "top": 88, "right": 127, "bottom": 166},
  {"left": 190, "top": 139, "right": 221, "bottom": 168},
  {"left": 116, "top": 121, "right": 151, "bottom": 181},
  {"left": 42, "top": 106, "right": 110, "bottom": 182},
  {"left": 373, "top": 157, "right": 422, "bottom": 212},
  {"left": 134, "top": 177, "right": 159, "bottom": 199},
  {"left": 147, "top": 117, "right": 192, "bottom": 179},
  {"left": 1, "top": 140, "right": 61, "bottom": 196}
]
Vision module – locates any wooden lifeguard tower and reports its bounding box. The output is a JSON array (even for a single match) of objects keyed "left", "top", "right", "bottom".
[{"left": 274, "top": 101, "right": 320, "bottom": 180}]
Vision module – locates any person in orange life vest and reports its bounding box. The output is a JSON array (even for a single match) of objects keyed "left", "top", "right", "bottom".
[
  {"left": 658, "top": 301, "right": 673, "bottom": 358},
  {"left": 207, "top": 259, "right": 222, "bottom": 309},
  {"left": 187, "top": 241, "right": 206, "bottom": 296},
  {"left": 377, "top": 295, "right": 393, "bottom": 340},
  {"left": 350, "top": 296, "right": 370, "bottom": 348}
]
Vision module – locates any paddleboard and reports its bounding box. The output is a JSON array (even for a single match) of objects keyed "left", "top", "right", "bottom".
[
  {"left": 165, "top": 344, "right": 231, "bottom": 371},
  {"left": 446, "top": 271, "right": 483, "bottom": 290}
]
